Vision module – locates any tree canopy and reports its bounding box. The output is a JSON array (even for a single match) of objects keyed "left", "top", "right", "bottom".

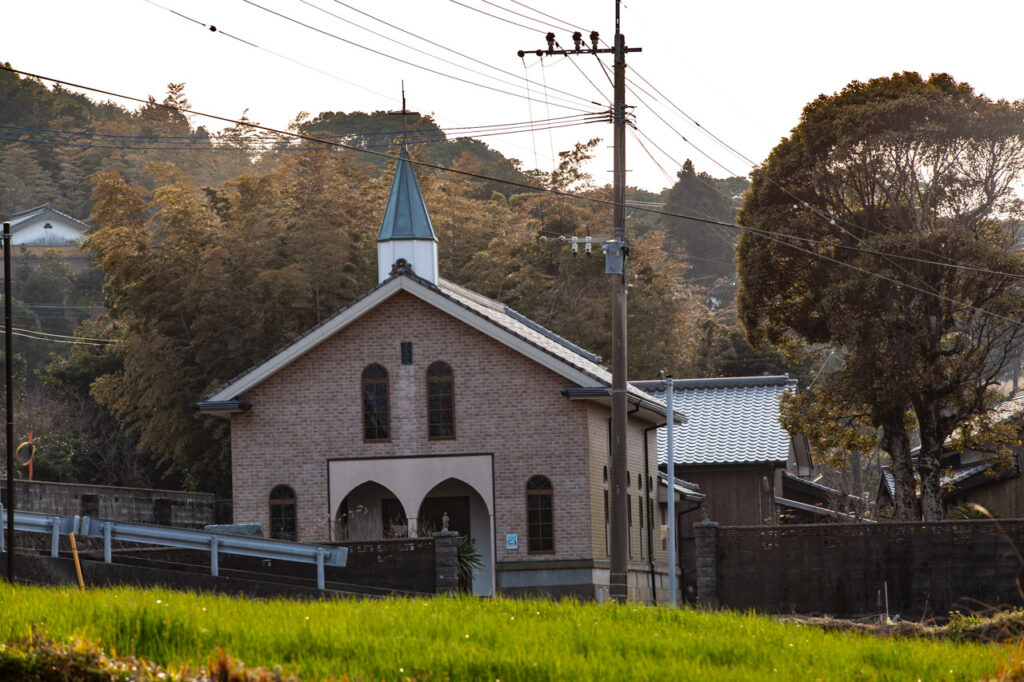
[{"left": 736, "top": 72, "right": 1024, "bottom": 520}]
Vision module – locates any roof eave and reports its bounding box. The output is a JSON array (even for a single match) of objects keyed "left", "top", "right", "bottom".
[{"left": 563, "top": 386, "right": 685, "bottom": 424}]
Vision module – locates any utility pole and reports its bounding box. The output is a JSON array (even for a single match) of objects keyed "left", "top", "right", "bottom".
[
  {"left": 518, "top": 1, "right": 640, "bottom": 604},
  {"left": 3, "top": 221, "right": 13, "bottom": 582}
]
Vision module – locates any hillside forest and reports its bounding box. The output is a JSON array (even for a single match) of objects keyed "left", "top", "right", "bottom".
[{"left": 1, "top": 66, "right": 813, "bottom": 496}]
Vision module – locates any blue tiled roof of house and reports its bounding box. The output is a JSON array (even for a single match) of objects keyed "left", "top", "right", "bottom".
[{"left": 633, "top": 376, "right": 796, "bottom": 466}]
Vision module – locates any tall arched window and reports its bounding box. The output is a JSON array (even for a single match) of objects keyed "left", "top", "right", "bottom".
[
  {"left": 526, "top": 475, "right": 554, "bottom": 553},
  {"left": 426, "top": 361, "right": 455, "bottom": 439},
  {"left": 362, "top": 363, "right": 390, "bottom": 441},
  {"left": 269, "top": 485, "right": 297, "bottom": 541}
]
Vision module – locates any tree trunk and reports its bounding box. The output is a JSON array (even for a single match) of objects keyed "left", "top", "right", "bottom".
[
  {"left": 916, "top": 452, "right": 945, "bottom": 521},
  {"left": 915, "top": 408, "right": 947, "bottom": 521},
  {"left": 880, "top": 414, "right": 917, "bottom": 521}
]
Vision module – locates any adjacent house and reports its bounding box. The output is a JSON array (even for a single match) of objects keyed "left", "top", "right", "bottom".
[
  {"left": 6, "top": 203, "right": 91, "bottom": 270},
  {"left": 632, "top": 376, "right": 858, "bottom": 596},
  {"left": 198, "top": 149, "right": 692, "bottom": 600}
]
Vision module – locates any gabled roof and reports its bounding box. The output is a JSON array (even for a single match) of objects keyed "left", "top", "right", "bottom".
[
  {"left": 199, "top": 271, "right": 669, "bottom": 419},
  {"left": 377, "top": 147, "right": 436, "bottom": 242},
  {"left": 633, "top": 376, "right": 796, "bottom": 466},
  {"left": 7, "top": 203, "right": 89, "bottom": 234}
]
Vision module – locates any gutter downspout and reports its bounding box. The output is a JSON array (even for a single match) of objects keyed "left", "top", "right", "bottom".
[{"left": 643, "top": 420, "right": 662, "bottom": 603}]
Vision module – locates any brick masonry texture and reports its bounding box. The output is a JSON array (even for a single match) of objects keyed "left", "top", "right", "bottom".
[
  {"left": 228, "top": 289, "right": 664, "bottom": 587},
  {"left": 230, "top": 290, "right": 668, "bottom": 567}
]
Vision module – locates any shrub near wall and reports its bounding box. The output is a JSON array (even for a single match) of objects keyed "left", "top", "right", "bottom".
[{"left": 708, "top": 519, "right": 1024, "bottom": 618}]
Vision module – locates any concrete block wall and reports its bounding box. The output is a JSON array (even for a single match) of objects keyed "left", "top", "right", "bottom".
[{"left": 2, "top": 480, "right": 214, "bottom": 528}]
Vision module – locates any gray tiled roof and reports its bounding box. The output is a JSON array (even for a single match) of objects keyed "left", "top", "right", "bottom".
[
  {"left": 634, "top": 376, "right": 796, "bottom": 466},
  {"left": 439, "top": 279, "right": 656, "bottom": 404},
  {"left": 7, "top": 202, "right": 89, "bottom": 234}
]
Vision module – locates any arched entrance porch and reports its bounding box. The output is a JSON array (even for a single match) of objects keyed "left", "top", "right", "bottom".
[
  {"left": 333, "top": 481, "right": 407, "bottom": 541},
  {"left": 418, "top": 477, "right": 493, "bottom": 596},
  {"left": 327, "top": 454, "right": 495, "bottom": 596}
]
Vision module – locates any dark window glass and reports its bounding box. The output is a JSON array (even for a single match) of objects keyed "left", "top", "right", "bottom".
[
  {"left": 362, "top": 364, "right": 390, "bottom": 441},
  {"left": 269, "top": 485, "right": 297, "bottom": 541},
  {"left": 526, "top": 475, "right": 554, "bottom": 553},
  {"left": 426, "top": 361, "right": 455, "bottom": 439}
]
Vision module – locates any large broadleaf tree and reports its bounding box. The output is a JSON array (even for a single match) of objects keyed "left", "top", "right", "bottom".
[{"left": 736, "top": 72, "right": 1024, "bottom": 520}]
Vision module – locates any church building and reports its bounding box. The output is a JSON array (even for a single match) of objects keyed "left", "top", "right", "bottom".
[{"left": 198, "top": 148, "right": 690, "bottom": 599}]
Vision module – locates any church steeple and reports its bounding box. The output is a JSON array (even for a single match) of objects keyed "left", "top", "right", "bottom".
[{"left": 377, "top": 90, "right": 438, "bottom": 284}]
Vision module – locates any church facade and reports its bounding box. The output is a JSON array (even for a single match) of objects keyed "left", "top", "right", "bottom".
[{"left": 198, "top": 150, "right": 686, "bottom": 599}]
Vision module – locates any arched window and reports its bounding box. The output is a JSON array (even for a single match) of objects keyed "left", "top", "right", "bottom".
[
  {"left": 526, "top": 475, "right": 554, "bottom": 553},
  {"left": 269, "top": 485, "right": 297, "bottom": 541},
  {"left": 362, "top": 364, "right": 390, "bottom": 441},
  {"left": 426, "top": 361, "right": 455, "bottom": 439}
]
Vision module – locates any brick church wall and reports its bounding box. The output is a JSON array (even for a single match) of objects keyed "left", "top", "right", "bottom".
[{"left": 230, "top": 291, "right": 597, "bottom": 562}]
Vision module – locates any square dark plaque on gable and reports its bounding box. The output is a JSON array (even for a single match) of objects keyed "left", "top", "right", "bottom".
[{"left": 401, "top": 342, "right": 413, "bottom": 365}]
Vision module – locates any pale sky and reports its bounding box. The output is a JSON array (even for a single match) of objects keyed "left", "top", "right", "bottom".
[{"left": 6, "top": 0, "right": 1024, "bottom": 193}]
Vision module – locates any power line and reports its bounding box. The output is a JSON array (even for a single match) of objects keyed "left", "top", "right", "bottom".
[
  {"left": 478, "top": 0, "right": 577, "bottom": 34},
  {"left": 141, "top": 0, "right": 574, "bottom": 169},
  {"left": 142, "top": 0, "right": 396, "bottom": 104},
  {"left": 292, "top": 0, "right": 592, "bottom": 111},
  {"left": 319, "top": 0, "right": 598, "bottom": 108},
  {"left": 237, "top": 0, "right": 594, "bottom": 113},
  {"left": 447, "top": 0, "right": 550, "bottom": 33},
  {"left": 5, "top": 64, "right": 1024, "bottom": 311},
  {"left": 1, "top": 113, "right": 608, "bottom": 153}
]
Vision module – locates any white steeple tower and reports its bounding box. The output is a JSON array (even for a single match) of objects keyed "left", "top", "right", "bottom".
[{"left": 376, "top": 146, "right": 439, "bottom": 284}]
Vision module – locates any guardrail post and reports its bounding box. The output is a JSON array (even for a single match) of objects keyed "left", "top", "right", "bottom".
[
  {"left": 103, "top": 522, "right": 112, "bottom": 563},
  {"left": 50, "top": 516, "right": 60, "bottom": 557},
  {"left": 210, "top": 536, "right": 219, "bottom": 577},
  {"left": 316, "top": 548, "right": 325, "bottom": 590}
]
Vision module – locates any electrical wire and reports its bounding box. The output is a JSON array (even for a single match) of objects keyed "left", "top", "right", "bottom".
[
  {"left": 1, "top": 113, "right": 608, "bottom": 153},
  {"left": 319, "top": 0, "right": 599, "bottom": 108},
  {"left": 237, "top": 0, "right": 593, "bottom": 113},
  {"left": 141, "top": 0, "right": 394, "bottom": 104},
  {"left": 0, "top": 329, "right": 111, "bottom": 346},
  {"left": 6, "top": 325, "right": 113, "bottom": 343},
  {"left": 447, "top": 0, "right": 550, "bottom": 33},
  {"left": 478, "top": 0, "right": 577, "bottom": 33},
  {"left": 5, "top": 64, "right": 1024, "bottom": 318},
  {"left": 292, "top": 0, "right": 591, "bottom": 111},
  {"left": 140, "top": 0, "right": 584, "bottom": 169}
]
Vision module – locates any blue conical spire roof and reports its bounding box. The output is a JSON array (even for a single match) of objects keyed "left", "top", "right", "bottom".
[{"left": 378, "top": 147, "right": 437, "bottom": 242}]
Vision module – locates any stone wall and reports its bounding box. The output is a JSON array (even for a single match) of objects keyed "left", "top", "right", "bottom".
[
  {"left": 2, "top": 480, "right": 215, "bottom": 528},
  {"left": 696, "top": 519, "right": 1024, "bottom": 618}
]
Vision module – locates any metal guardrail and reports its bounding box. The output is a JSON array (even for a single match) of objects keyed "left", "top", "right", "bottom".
[
  {"left": 0, "top": 504, "right": 80, "bottom": 558},
  {"left": 1, "top": 504, "right": 347, "bottom": 590}
]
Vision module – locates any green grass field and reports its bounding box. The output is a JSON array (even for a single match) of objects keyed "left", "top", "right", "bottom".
[{"left": 0, "top": 582, "right": 1005, "bottom": 680}]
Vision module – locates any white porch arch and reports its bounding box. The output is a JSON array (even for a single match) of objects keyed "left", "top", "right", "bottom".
[{"left": 327, "top": 454, "right": 495, "bottom": 595}]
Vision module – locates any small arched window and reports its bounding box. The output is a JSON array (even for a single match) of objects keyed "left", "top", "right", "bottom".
[
  {"left": 426, "top": 361, "right": 455, "bottom": 439},
  {"left": 269, "top": 485, "right": 297, "bottom": 541},
  {"left": 362, "top": 364, "right": 390, "bottom": 441},
  {"left": 526, "top": 475, "right": 554, "bottom": 553}
]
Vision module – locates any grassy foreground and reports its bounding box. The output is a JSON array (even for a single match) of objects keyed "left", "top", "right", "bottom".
[{"left": 0, "top": 582, "right": 1005, "bottom": 681}]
